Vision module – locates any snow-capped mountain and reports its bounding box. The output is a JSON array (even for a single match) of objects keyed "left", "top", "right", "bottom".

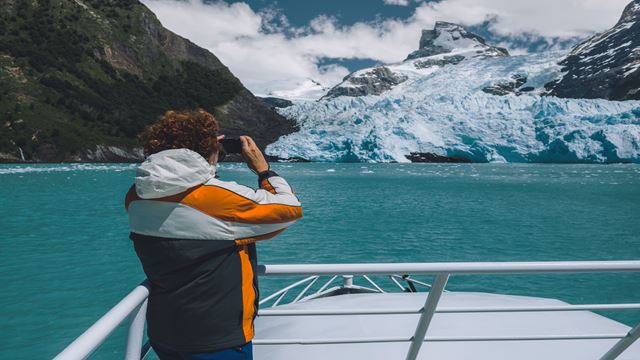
[
  {"left": 263, "top": 78, "right": 332, "bottom": 101},
  {"left": 266, "top": 11, "right": 640, "bottom": 164},
  {"left": 545, "top": 0, "right": 640, "bottom": 101},
  {"left": 258, "top": 78, "right": 333, "bottom": 100},
  {"left": 323, "top": 21, "right": 509, "bottom": 99},
  {"left": 405, "top": 21, "right": 509, "bottom": 61}
]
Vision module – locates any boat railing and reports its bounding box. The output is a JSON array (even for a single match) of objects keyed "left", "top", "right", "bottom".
[
  {"left": 257, "top": 273, "right": 436, "bottom": 307},
  {"left": 53, "top": 260, "right": 640, "bottom": 360}
]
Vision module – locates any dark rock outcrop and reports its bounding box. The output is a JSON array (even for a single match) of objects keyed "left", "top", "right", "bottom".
[
  {"left": 265, "top": 155, "right": 310, "bottom": 163},
  {"left": 405, "top": 152, "right": 472, "bottom": 163},
  {"left": 259, "top": 97, "right": 294, "bottom": 109},
  {"left": 545, "top": 0, "right": 640, "bottom": 100},
  {"left": 413, "top": 55, "right": 465, "bottom": 69},
  {"left": 322, "top": 67, "right": 408, "bottom": 99},
  {"left": 482, "top": 74, "right": 529, "bottom": 96},
  {"left": 84, "top": 145, "right": 144, "bottom": 162}
]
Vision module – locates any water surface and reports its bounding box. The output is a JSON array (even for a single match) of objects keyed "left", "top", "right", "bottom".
[{"left": 1, "top": 163, "right": 639, "bottom": 359}]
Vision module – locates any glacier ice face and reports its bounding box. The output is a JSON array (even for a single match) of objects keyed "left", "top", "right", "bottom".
[{"left": 266, "top": 52, "right": 640, "bottom": 163}]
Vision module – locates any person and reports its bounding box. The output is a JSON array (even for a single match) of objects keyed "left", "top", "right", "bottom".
[{"left": 124, "top": 110, "right": 302, "bottom": 360}]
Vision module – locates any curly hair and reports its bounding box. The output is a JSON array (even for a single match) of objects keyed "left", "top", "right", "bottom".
[{"left": 141, "top": 110, "right": 220, "bottom": 159}]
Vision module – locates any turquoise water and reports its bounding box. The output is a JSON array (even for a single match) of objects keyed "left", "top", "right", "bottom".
[{"left": 1, "top": 163, "right": 639, "bottom": 359}]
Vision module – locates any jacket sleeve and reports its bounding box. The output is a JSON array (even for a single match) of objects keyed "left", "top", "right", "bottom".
[
  {"left": 257, "top": 170, "right": 299, "bottom": 199},
  {"left": 203, "top": 170, "right": 302, "bottom": 244},
  {"left": 243, "top": 169, "right": 302, "bottom": 222}
]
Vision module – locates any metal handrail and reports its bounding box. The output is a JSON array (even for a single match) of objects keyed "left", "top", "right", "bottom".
[
  {"left": 257, "top": 303, "right": 640, "bottom": 316},
  {"left": 53, "top": 261, "right": 640, "bottom": 360},
  {"left": 53, "top": 281, "right": 150, "bottom": 360},
  {"left": 258, "top": 260, "right": 640, "bottom": 276}
]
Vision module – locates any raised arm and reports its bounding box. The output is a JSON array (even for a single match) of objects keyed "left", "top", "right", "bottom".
[{"left": 211, "top": 136, "right": 302, "bottom": 244}]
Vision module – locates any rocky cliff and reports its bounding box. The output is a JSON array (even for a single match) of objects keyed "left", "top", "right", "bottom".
[
  {"left": 544, "top": 0, "right": 640, "bottom": 101},
  {"left": 0, "top": 0, "right": 295, "bottom": 162}
]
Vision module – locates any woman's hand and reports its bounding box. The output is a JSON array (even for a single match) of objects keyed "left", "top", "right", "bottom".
[{"left": 240, "top": 136, "right": 269, "bottom": 173}]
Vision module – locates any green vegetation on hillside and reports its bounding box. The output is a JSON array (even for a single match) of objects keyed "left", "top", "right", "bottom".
[{"left": 0, "top": 0, "right": 244, "bottom": 161}]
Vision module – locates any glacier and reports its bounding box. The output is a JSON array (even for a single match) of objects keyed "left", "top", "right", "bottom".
[{"left": 266, "top": 51, "right": 640, "bottom": 163}]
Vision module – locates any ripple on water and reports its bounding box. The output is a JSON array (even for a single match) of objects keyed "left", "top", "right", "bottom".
[{"left": 1, "top": 163, "right": 639, "bottom": 359}]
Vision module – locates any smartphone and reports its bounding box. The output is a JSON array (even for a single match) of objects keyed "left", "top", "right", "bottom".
[{"left": 221, "top": 138, "right": 243, "bottom": 154}]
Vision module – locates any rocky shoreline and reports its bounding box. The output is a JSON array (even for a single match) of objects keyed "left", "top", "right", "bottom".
[
  {"left": 0, "top": 146, "right": 475, "bottom": 164},
  {"left": 3, "top": 152, "right": 637, "bottom": 164}
]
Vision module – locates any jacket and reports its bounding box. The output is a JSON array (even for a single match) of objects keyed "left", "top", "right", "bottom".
[{"left": 124, "top": 148, "right": 302, "bottom": 352}]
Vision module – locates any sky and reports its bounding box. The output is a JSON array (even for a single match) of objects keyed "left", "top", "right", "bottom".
[{"left": 141, "top": 0, "right": 632, "bottom": 98}]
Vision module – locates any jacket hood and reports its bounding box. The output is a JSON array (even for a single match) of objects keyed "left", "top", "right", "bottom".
[{"left": 135, "top": 149, "right": 216, "bottom": 199}]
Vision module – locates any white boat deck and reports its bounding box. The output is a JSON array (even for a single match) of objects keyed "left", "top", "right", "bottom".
[
  {"left": 52, "top": 261, "right": 640, "bottom": 360},
  {"left": 255, "top": 291, "right": 640, "bottom": 360}
]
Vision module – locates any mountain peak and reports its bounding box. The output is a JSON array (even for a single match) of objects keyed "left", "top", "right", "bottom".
[
  {"left": 545, "top": 0, "right": 640, "bottom": 100},
  {"left": 322, "top": 22, "right": 510, "bottom": 100},
  {"left": 618, "top": 0, "right": 640, "bottom": 24},
  {"left": 405, "top": 21, "right": 509, "bottom": 60}
]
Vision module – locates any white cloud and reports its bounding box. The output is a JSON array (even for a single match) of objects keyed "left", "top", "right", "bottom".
[
  {"left": 383, "top": 0, "right": 410, "bottom": 6},
  {"left": 142, "top": 0, "right": 424, "bottom": 98},
  {"left": 142, "top": 0, "right": 632, "bottom": 99},
  {"left": 416, "top": 0, "right": 631, "bottom": 38}
]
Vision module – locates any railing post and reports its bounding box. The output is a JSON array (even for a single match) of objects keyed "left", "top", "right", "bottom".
[
  {"left": 124, "top": 299, "right": 148, "bottom": 360},
  {"left": 599, "top": 321, "right": 640, "bottom": 360},
  {"left": 405, "top": 273, "right": 449, "bottom": 360}
]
